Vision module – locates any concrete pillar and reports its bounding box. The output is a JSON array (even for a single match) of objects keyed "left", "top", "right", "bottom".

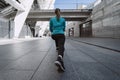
[
  {"left": 14, "top": 0, "right": 34, "bottom": 38},
  {"left": 74, "top": 22, "right": 80, "bottom": 37}
]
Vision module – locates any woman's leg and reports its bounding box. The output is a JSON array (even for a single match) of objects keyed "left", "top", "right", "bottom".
[{"left": 58, "top": 34, "right": 65, "bottom": 57}]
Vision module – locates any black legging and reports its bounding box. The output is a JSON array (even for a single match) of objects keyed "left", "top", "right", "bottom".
[{"left": 52, "top": 34, "right": 65, "bottom": 57}]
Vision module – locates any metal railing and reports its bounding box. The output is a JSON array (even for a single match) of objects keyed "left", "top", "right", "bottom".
[{"left": 30, "top": 9, "right": 92, "bottom": 12}]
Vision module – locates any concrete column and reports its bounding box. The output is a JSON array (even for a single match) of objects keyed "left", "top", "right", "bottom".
[
  {"left": 13, "top": 0, "right": 34, "bottom": 38},
  {"left": 74, "top": 22, "right": 80, "bottom": 37}
]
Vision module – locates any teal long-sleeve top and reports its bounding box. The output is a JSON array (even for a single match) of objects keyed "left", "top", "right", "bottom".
[{"left": 49, "top": 17, "right": 66, "bottom": 35}]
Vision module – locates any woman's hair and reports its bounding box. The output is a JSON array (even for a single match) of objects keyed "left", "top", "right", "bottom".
[{"left": 55, "top": 8, "right": 60, "bottom": 14}]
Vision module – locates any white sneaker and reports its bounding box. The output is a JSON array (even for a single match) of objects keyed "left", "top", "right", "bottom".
[
  {"left": 55, "top": 60, "right": 65, "bottom": 72},
  {"left": 58, "top": 55, "right": 63, "bottom": 60}
]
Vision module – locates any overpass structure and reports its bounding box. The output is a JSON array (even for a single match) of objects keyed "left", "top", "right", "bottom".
[
  {"left": 27, "top": 9, "right": 92, "bottom": 21},
  {"left": 1, "top": 5, "right": 92, "bottom": 38},
  {"left": 4, "top": 9, "right": 92, "bottom": 21}
]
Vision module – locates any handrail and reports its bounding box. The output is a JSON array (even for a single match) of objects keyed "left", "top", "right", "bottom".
[{"left": 30, "top": 9, "right": 92, "bottom": 12}]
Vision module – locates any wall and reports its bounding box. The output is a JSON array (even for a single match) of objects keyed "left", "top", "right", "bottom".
[
  {"left": 92, "top": 0, "right": 120, "bottom": 38},
  {"left": 19, "top": 24, "right": 33, "bottom": 38},
  {"left": 66, "top": 21, "right": 80, "bottom": 37},
  {"left": 0, "top": 18, "right": 9, "bottom": 39},
  {"left": 0, "top": 18, "right": 32, "bottom": 39}
]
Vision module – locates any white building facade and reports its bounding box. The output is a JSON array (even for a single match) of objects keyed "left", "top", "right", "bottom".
[
  {"left": 0, "top": 0, "right": 55, "bottom": 39},
  {"left": 35, "top": 0, "right": 55, "bottom": 37}
]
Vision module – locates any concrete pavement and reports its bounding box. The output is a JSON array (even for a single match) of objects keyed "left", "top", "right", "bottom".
[{"left": 0, "top": 37, "right": 120, "bottom": 80}]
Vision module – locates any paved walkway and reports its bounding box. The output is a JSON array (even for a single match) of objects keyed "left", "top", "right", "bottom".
[
  {"left": 0, "top": 38, "right": 40, "bottom": 45},
  {"left": 69, "top": 37, "right": 120, "bottom": 52},
  {"left": 0, "top": 37, "right": 120, "bottom": 80}
]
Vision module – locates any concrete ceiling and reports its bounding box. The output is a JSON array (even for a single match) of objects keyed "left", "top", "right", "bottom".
[{"left": 0, "top": 0, "right": 10, "bottom": 11}]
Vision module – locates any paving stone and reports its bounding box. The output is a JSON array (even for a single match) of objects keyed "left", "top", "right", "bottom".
[{"left": 0, "top": 37, "right": 120, "bottom": 80}]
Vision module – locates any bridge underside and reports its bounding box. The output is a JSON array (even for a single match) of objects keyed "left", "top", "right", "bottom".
[
  {"left": 26, "top": 17, "right": 87, "bottom": 21},
  {"left": 3, "top": 9, "right": 92, "bottom": 21}
]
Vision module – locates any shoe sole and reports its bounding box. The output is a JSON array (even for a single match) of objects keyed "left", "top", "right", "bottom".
[{"left": 55, "top": 61, "right": 65, "bottom": 71}]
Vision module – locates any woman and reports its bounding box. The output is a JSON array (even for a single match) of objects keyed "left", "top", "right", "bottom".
[{"left": 49, "top": 8, "right": 66, "bottom": 71}]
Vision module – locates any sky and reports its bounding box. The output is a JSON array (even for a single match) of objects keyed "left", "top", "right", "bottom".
[{"left": 54, "top": 0, "right": 96, "bottom": 9}]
